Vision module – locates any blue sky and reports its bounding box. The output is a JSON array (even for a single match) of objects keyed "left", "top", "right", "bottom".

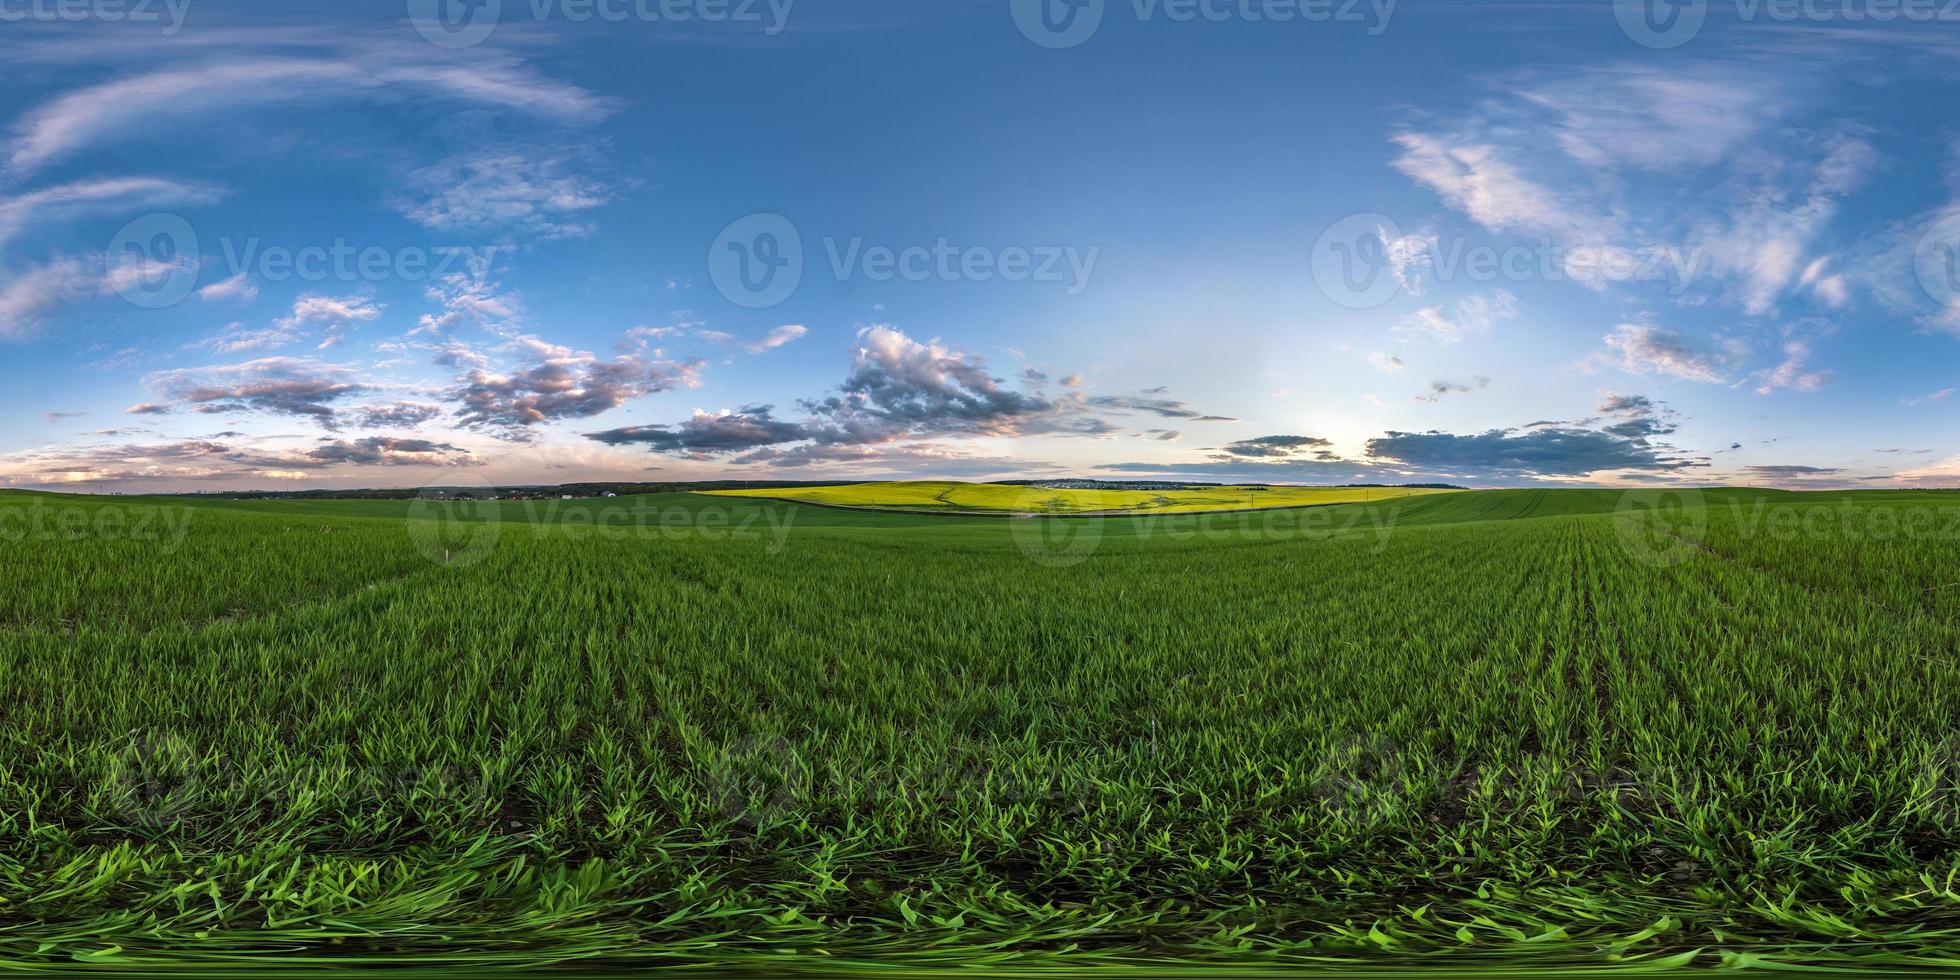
[{"left": 4, "top": 0, "right": 1960, "bottom": 491}]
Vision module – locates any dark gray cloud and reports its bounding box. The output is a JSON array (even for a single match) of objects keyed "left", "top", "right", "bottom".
[
  {"left": 353, "top": 401, "right": 444, "bottom": 429},
  {"left": 1416, "top": 375, "right": 1489, "bottom": 402},
  {"left": 586, "top": 405, "right": 809, "bottom": 455},
  {"left": 1596, "top": 393, "right": 1655, "bottom": 414},
  {"left": 582, "top": 424, "right": 680, "bottom": 451},
  {"left": 1215, "top": 434, "right": 1335, "bottom": 459},
  {"left": 588, "top": 326, "right": 1151, "bottom": 465},
  {"left": 1094, "top": 458, "right": 1381, "bottom": 482},
  {"left": 0, "top": 432, "right": 477, "bottom": 488},
  {"left": 1742, "top": 464, "right": 1844, "bottom": 478},
  {"left": 1087, "top": 393, "right": 1233, "bottom": 420},
  {"left": 143, "top": 358, "right": 367, "bottom": 426},
  {"left": 825, "top": 326, "right": 1071, "bottom": 438},
  {"left": 452, "top": 338, "right": 703, "bottom": 439},
  {"left": 1595, "top": 391, "right": 1680, "bottom": 439},
  {"left": 1603, "top": 417, "right": 1676, "bottom": 439},
  {"left": 731, "top": 442, "right": 1067, "bottom": 473},
  {"left": 1365, "top": 426, "right": 1698, "bottom": 476},
  {"left": 305, "top": 437, "right": 478, "bottom": 467}
]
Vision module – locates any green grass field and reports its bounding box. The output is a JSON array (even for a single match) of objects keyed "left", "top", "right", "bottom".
[
  {"left": 707, "top": 480, "right": 1455, "bottom": 514},
  {"left": 7, "top": 485, "right": 1960, "bottom": 971}
]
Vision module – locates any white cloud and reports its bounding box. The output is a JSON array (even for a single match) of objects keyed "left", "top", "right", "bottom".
[
  {"left": 744, "top": 324, "right": 807, "bottom": 353},
  {"left": 1596, "top": 322, "right": 1732, "bottom": 383},
  {"left": 1691, "top": 133, "right": 1877, "bottom": 316},
  {"left": 7, "top": 55, "right": 612, "bottom": 175},
  {"left": 1395, "top": 289, "right": 1516, "bottom": 345},
  {"left": 1753, "top": 339, "right": 1832, "bottom": 395},
  {"left": 1390, "top": 133, "right": 1609, "bottom": 242},
  {"left": 1382, "top": 228, "right": 1435, "bottom": 295},
  {"left": 196, "top": 271, "right": 258, "bottom": 303},
  {"left": 394, "top": 147, "right": 609, "bottom": 240},
  {"left": 415, "top": 265, "right": 520, "bottom": 338},
  {"left": 0, "top": 176, "right": 219, "bottom": 250},
  {"left": 271, "top": 292, "right": 383, "bottom": 349},
  {"left": 1517, "top": 67, "right": 1788, "bottom": 172},
  {"left": 188, "top": 321, "right": 301, "bottom": 355},
  {"left": 0, "top": 257, "right": 97, "bottom": 338},
  {"left": 1390, "top": 66, "right": 1873, "bottom": 318}
]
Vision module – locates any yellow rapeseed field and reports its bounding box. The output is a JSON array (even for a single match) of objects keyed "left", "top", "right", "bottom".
[{"left": 707, "top": 481, "right": 1455, "bottom": 514}]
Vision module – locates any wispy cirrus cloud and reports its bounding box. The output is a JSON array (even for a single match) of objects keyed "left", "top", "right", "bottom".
[
  {"left": 195, "top": 271, "right": 258, "bottom": 304},
  {"left": 1390, "top": 133, "right": 1608, "bottom": 242},
  {"left": 1391, "top": 62, "right": 1873, "bottom": 315},
  {"left": 744, "top": 324, "right": 807, "bottom": 353},
  {"left": 1753, "top": 338, "right": 1832, "bottom": 394},
  {"left": 6, "top": 51, "right": 613, "bottom": 175},
  {"left": 393, "top": 145, "right": 611, "bottom": 241},
  {"left": 1592, "top": 322, "right": 1737, "bottom": 383},
  {"left": 0, "top": 176, "right": 219, "bottom": 249},
  {"left": 0, "top": 256, "right": 97, "bottom": 338},
  {"left": 1395, "top": 289, "right": 1516, "bottom": 345}
]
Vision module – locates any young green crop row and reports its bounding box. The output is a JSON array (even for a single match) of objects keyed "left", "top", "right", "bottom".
[{"left": 2, "top": 487, "right": 1960, "bottom": 969}]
